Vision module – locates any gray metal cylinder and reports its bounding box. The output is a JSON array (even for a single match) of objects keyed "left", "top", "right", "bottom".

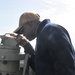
[
  {"left": 0, "top": 34, "right": 24, "bottom": 74},
  {"left": 0, "top": 47, "right": 20, "bottom": 73}
]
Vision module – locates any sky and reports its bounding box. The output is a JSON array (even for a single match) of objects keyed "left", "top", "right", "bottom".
[{"left": 0, "top": 0, "right": 75, "bottom": 50}]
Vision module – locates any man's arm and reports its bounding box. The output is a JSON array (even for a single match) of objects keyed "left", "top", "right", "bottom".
[{"left": 23, "top": 42, "right": 35, "bottom": 71}]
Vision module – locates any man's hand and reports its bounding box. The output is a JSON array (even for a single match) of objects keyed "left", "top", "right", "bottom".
[
  {"left": 16, "top": 35, "right": 29, "bottom": 46},
  {"left": 10, "top": 33, "right": 29, "bottom": 47}
]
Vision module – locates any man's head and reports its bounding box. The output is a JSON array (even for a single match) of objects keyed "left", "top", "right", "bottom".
[{"left": 14, "top": 12, "right": 40, "bottom": 41}]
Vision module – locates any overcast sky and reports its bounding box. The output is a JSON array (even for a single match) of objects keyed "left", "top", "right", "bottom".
[{"left": 0, "top": 0, "right": 75, "bottom": 49}]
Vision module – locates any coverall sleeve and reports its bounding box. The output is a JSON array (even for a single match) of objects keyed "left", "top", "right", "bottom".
[{"left": 23, "top": 43, "right": 35, "bottom": 71}]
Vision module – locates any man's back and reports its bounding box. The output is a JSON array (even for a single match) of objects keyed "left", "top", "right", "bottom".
[{"left": 35, "top": 19, "right": 75, "bottom": 75}]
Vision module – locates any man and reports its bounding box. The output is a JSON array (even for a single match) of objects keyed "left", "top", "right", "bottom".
[{"left": 14, "top": 12, "right": 75, "bottom": 75}]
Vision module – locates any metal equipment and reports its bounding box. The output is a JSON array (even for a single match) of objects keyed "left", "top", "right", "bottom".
[{"left": 0, "top": 33, "right": 32, "bottom": 75}]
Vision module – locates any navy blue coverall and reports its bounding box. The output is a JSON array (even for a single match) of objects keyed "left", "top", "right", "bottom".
[{"left": 24, "top": 19, "right": 75, "bottom": 75}]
